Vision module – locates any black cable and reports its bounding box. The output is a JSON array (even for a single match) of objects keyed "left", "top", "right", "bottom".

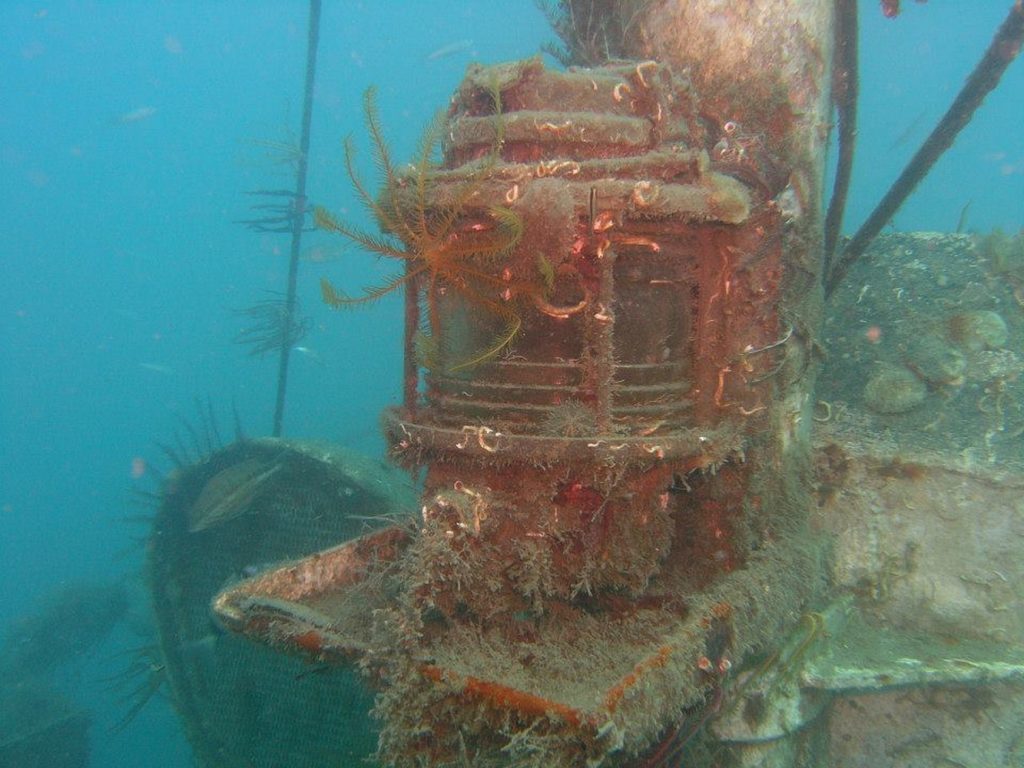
[
  {"left": 824, "top": 0, "right": 859, "bottom": 266},
  {"left": 825, "top": 1, "right": 1024, "bottom": 299},
  {"left": 272, "top": 0, "right": 322, "bottom": 436}
]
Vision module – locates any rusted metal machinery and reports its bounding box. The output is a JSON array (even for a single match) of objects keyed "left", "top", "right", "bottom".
[
  {"left": 215, "top": 3, "right": 838, "bottom": 765},
  {"left": 386, "top": 56, "right": 793, "bottom": 616}
]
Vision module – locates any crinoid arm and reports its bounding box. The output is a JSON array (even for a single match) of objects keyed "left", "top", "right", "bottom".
[
  {"left": 312, "top": 206, "right": 407, "bottom": 259},
  {"left": 361, "top": 86, "right": 402, "bottom": 194},
  {"left": 487, "top": 204, "right": 524, "bottom": 253},
  {"left": 434, "top": 205, "right": 524, "bottom": 266},
  {"left": 102, "top": 644, "right": 168, "bottom": 733},
  {"left": 448, "top": 311, "right": 522, "bottom": 373},
  {"left": 233, "top": 293, "right": 310, "bottom": 357},
  {"left": 343, "top": 136, "right": 416, "bottom": 244},
  {"left": 536, "top": 253, "right": 556, "bottom": 293},
  {"left": 413, "top": 328, "right": 441, "bottom": 370},
  {"left": 408, "top": 110, "right": 446, "bottom": 237},
  {"left": 320, "top": 268, "right": 424, "bottom": 309},
  {"left": 354, "top": 88, "right": 444, "bottom": 244},
  {"left": 317, "top": 79, "right": 526, "bottom": 374}
]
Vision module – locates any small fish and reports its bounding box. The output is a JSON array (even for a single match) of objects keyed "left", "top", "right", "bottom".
[
  {"left": 294, "top": 663, "right": 332, "bottom": 681},
  {"left": 955, "top": 201, "right": 972, "bottom": 234},
  {"left": 116, "top": 106, "right": 157, "bottom": 125},
  {"left": 188, "top": 458, "right": 283, "bottom": 532},
  {"left": 426, "top": 39, "right": 472, "bottom": 61},
  {"left": 178, "top": 633, "right": 219, "bottom": 659},
  {"left": 130, "top": 456, "right": 148, "bottom": 479},
  {"left": 242, "top": 563, "right": 269, "bottom": 578},
  {"left": 292, "top": 345, "right": 324, "bottom": 365}
]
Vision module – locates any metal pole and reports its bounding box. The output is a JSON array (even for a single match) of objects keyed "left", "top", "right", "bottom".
[{"left": 272, "top": 0, "right": 322, "bottom": 436}]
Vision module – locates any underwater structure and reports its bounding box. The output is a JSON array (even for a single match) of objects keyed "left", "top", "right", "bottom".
[
  {"left": 215, "top": 2, "right": 839, "bottom": 765},
  {"left": 133, "top": 2, "right": 1024, "bottom": 767},
  {"left": 146, "top": 439, "right": 413, "bottom": 767}
]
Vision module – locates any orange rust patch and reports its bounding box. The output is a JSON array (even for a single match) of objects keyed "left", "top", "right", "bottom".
[
  {"left": 602, "top": 644, "right": 674, "bottom": 713},
  {"left": 292, "top": 630, "right": 325, "bottom": 655},
  {"left": 421, "top": 665, "right": 585, "bottom": 728}
]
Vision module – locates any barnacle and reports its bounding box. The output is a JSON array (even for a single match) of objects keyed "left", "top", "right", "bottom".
[{"left": 541, "top": 400, "right": 599, "bottom": 438}]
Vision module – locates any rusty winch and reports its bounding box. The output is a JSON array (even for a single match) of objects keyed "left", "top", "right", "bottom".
[{"left": 215, "top": 57, "right": 825, "bottom": 766}]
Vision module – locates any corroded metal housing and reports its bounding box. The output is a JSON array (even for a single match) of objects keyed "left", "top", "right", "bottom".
[
  {"left": 384, "top": 59, "right": 788, "bottom": 609},
  {"left": 216, "top": 57, "right": 823, "bottom": 767}
]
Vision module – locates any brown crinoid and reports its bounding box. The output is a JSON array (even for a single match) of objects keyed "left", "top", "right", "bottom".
[{"left": 316, "top": 87, "right": 541, "bottom": 372}]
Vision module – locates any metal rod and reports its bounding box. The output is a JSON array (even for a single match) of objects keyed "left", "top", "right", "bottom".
[
  {"left": 824, "top": 0, "right": 858, "bottom": 265},
  {"left": 826, "top": 1, "right": 1024, "bottom": 298},
  {"left": 272, "top": 0, "right": 322, "bottom": 436},
  {"left": 403, "top": 266, "right": 420, "bottom": 415}
]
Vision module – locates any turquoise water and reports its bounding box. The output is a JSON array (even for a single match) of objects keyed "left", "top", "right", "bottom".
[{"left": 0, "top": 2, "right": 1021, "bottom": 766}]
